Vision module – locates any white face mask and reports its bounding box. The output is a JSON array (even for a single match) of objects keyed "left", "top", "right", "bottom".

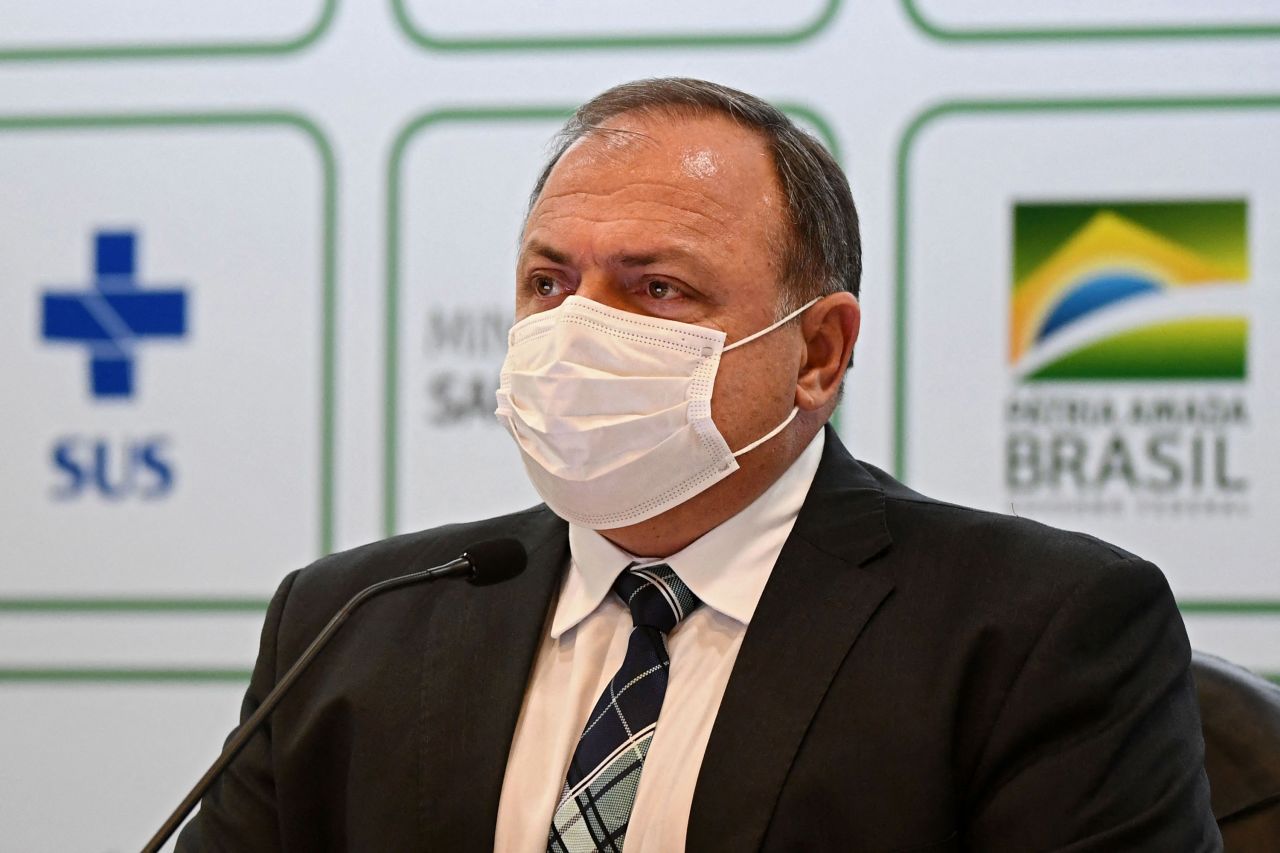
[{"left": 494, "top": 294, "right": 818, "bottom": 529}]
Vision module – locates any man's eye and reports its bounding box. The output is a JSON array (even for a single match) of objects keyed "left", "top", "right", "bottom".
[
  {"left": 532, "top": 276, "right": 559, "bottom": 297},
  {"left": 646, "top": 280, "right": 679, "bottom": 300}
]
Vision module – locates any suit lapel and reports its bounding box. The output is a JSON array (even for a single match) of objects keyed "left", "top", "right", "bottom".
[
  {"left": 687, "top": 428, "right": 895, "bottom": 852},
  {"left": 417, "top": 509, "right": 568, "bottom": 850}
]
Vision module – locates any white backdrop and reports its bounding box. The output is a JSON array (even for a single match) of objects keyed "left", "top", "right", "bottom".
[{"left": 1, "top": 2, "right": 1277, "bottom": 849}]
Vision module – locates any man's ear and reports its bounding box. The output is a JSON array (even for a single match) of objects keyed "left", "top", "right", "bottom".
[{"left": 795, "top": 293, "right": 860, "bottom": 412}]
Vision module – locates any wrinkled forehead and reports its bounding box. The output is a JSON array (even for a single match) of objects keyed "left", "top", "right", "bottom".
[
  {"left": 527, "top": 109, "right": 786, "bottom": 237},
  {"left": 575, "top": 108, "right": 767, "bottom": 173}
]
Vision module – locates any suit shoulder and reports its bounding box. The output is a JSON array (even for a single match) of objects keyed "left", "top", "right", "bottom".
[
  {"left": 862, "top": 463, "right": 1163, "bottom": 599},
  {"left": 282, "top": 504, "right": 562, "bottom": 620},
  {"left": 897, "top": 494, "right": 1140, "bottom": 564}
]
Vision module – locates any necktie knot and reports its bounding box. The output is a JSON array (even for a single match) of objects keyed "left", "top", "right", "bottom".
[{"left": 613, "top": 564, "right": 700, "bottom": 634}]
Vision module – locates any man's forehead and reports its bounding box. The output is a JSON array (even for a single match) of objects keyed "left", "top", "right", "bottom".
[
  {"left": 551, "top": 110, "right": 772, "bottom": 187},
  {"left": 527, "top": 110, "right": 781, "bottom": 238}
]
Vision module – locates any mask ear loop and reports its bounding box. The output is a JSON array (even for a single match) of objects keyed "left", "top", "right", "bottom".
[
  {"left": 731, "top": 406, "right": 799, "bottom": 458},
  {"left": 721, "top": 296, "right": 821, "bottom": 353},
  {"left": 721, "top": 296, "right": 820, "bottom": 458}
]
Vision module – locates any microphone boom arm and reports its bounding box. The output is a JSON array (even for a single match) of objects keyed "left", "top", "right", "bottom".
[{"left": 140, "top": 554, "right": 475, "bottom": 852}]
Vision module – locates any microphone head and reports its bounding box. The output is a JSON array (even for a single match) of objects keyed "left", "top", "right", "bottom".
[{"left": 462, "top": 538, "right": 528, "bottom": 586}]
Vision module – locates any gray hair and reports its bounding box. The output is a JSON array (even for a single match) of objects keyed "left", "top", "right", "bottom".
[{"left": 526, "top": 78, "right": 862, "bottom": 312}]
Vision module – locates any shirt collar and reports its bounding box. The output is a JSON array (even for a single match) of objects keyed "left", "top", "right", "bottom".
[{"left": 552, "top": 429, "right": 826, "bottom": 638}]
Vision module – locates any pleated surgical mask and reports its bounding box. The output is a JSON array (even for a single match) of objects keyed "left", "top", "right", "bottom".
[{"left": 494, "top": 294, "right": 817, "bottom": 529}]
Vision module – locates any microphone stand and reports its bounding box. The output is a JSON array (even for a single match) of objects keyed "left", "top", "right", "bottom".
[{"left": 140, "top": 556, "right": 473, "bottom": 853}]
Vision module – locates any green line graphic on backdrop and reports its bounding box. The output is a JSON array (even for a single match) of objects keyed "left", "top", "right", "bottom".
[
  {"left": 0, "top": 112, "right": 336, "bottom": 683},
  {"left": 383, "top": 104, "right": 842, "bottom": 538},
  {"left": 0, "top": 0, "right": 335, "bottom": 62},
  {"left": 0, "top": 598, "right": 269, "bottom": 613},
  {"left": 901, "top": 0, "right": 1280, "bottom": 41},
  {"left": 0, "top": 668, "right": 254, "bottom": 683},
  {"left": 7, "top": 599, "right": 1279, "bottom": 684},
  {"left": 392, "top": 0, "right": 841, "bottom": 51},
  {"left": 3, "top": 600, "right": 1275, "bottom": 683}
]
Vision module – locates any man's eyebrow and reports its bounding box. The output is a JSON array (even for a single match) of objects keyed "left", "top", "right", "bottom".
[
  {"left": 614, "top": 248, "right": 696, "bottom": 267},
  {"left": 520, "top": 241, "right": 705, "bottom": 271},
  {"left": 520, "top": 239, "right": 570, "bottom": 265}
]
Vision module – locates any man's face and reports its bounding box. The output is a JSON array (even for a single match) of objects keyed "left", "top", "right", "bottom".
[{"left": 516, "top": 109, "right": 807, "bottom": 453}]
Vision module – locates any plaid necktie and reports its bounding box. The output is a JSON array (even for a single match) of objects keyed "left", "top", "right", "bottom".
[{"left": 548, "top": 563, "right": 701, "bottom": 853}]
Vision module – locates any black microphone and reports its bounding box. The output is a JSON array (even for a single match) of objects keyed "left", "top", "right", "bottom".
[{"left": 141, "top": 538, "right": 528, "bottom": 853}]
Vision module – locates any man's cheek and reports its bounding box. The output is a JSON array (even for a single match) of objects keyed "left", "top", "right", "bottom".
[{"left": 709, "top": 358, "right": 788, "bottom": 446}]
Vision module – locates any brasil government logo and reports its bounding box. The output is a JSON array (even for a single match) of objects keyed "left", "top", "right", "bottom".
[
  {"left": 1011, "top": 200, "right": 1248, "bottom": 382},
  {"left": 1005, "top": 200, "right": 1252, "bottom": 516}
]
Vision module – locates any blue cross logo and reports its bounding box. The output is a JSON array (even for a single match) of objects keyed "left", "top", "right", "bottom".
[{"left": 41, "top": 231, "right": 188, "bottom": 400}]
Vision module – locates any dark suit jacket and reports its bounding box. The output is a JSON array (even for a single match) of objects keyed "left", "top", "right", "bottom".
[{"left": 179, "top": 428, "right": 1220, "bottom": 851}]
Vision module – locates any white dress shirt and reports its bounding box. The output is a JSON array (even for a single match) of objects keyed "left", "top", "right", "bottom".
[{"left": 494, "top": 430, "right": 825, "bottom": 852}]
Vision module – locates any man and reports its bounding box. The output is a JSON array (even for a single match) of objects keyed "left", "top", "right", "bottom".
[{"left": 179, "top": 79, "right": 1220, "bottom": 851}]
